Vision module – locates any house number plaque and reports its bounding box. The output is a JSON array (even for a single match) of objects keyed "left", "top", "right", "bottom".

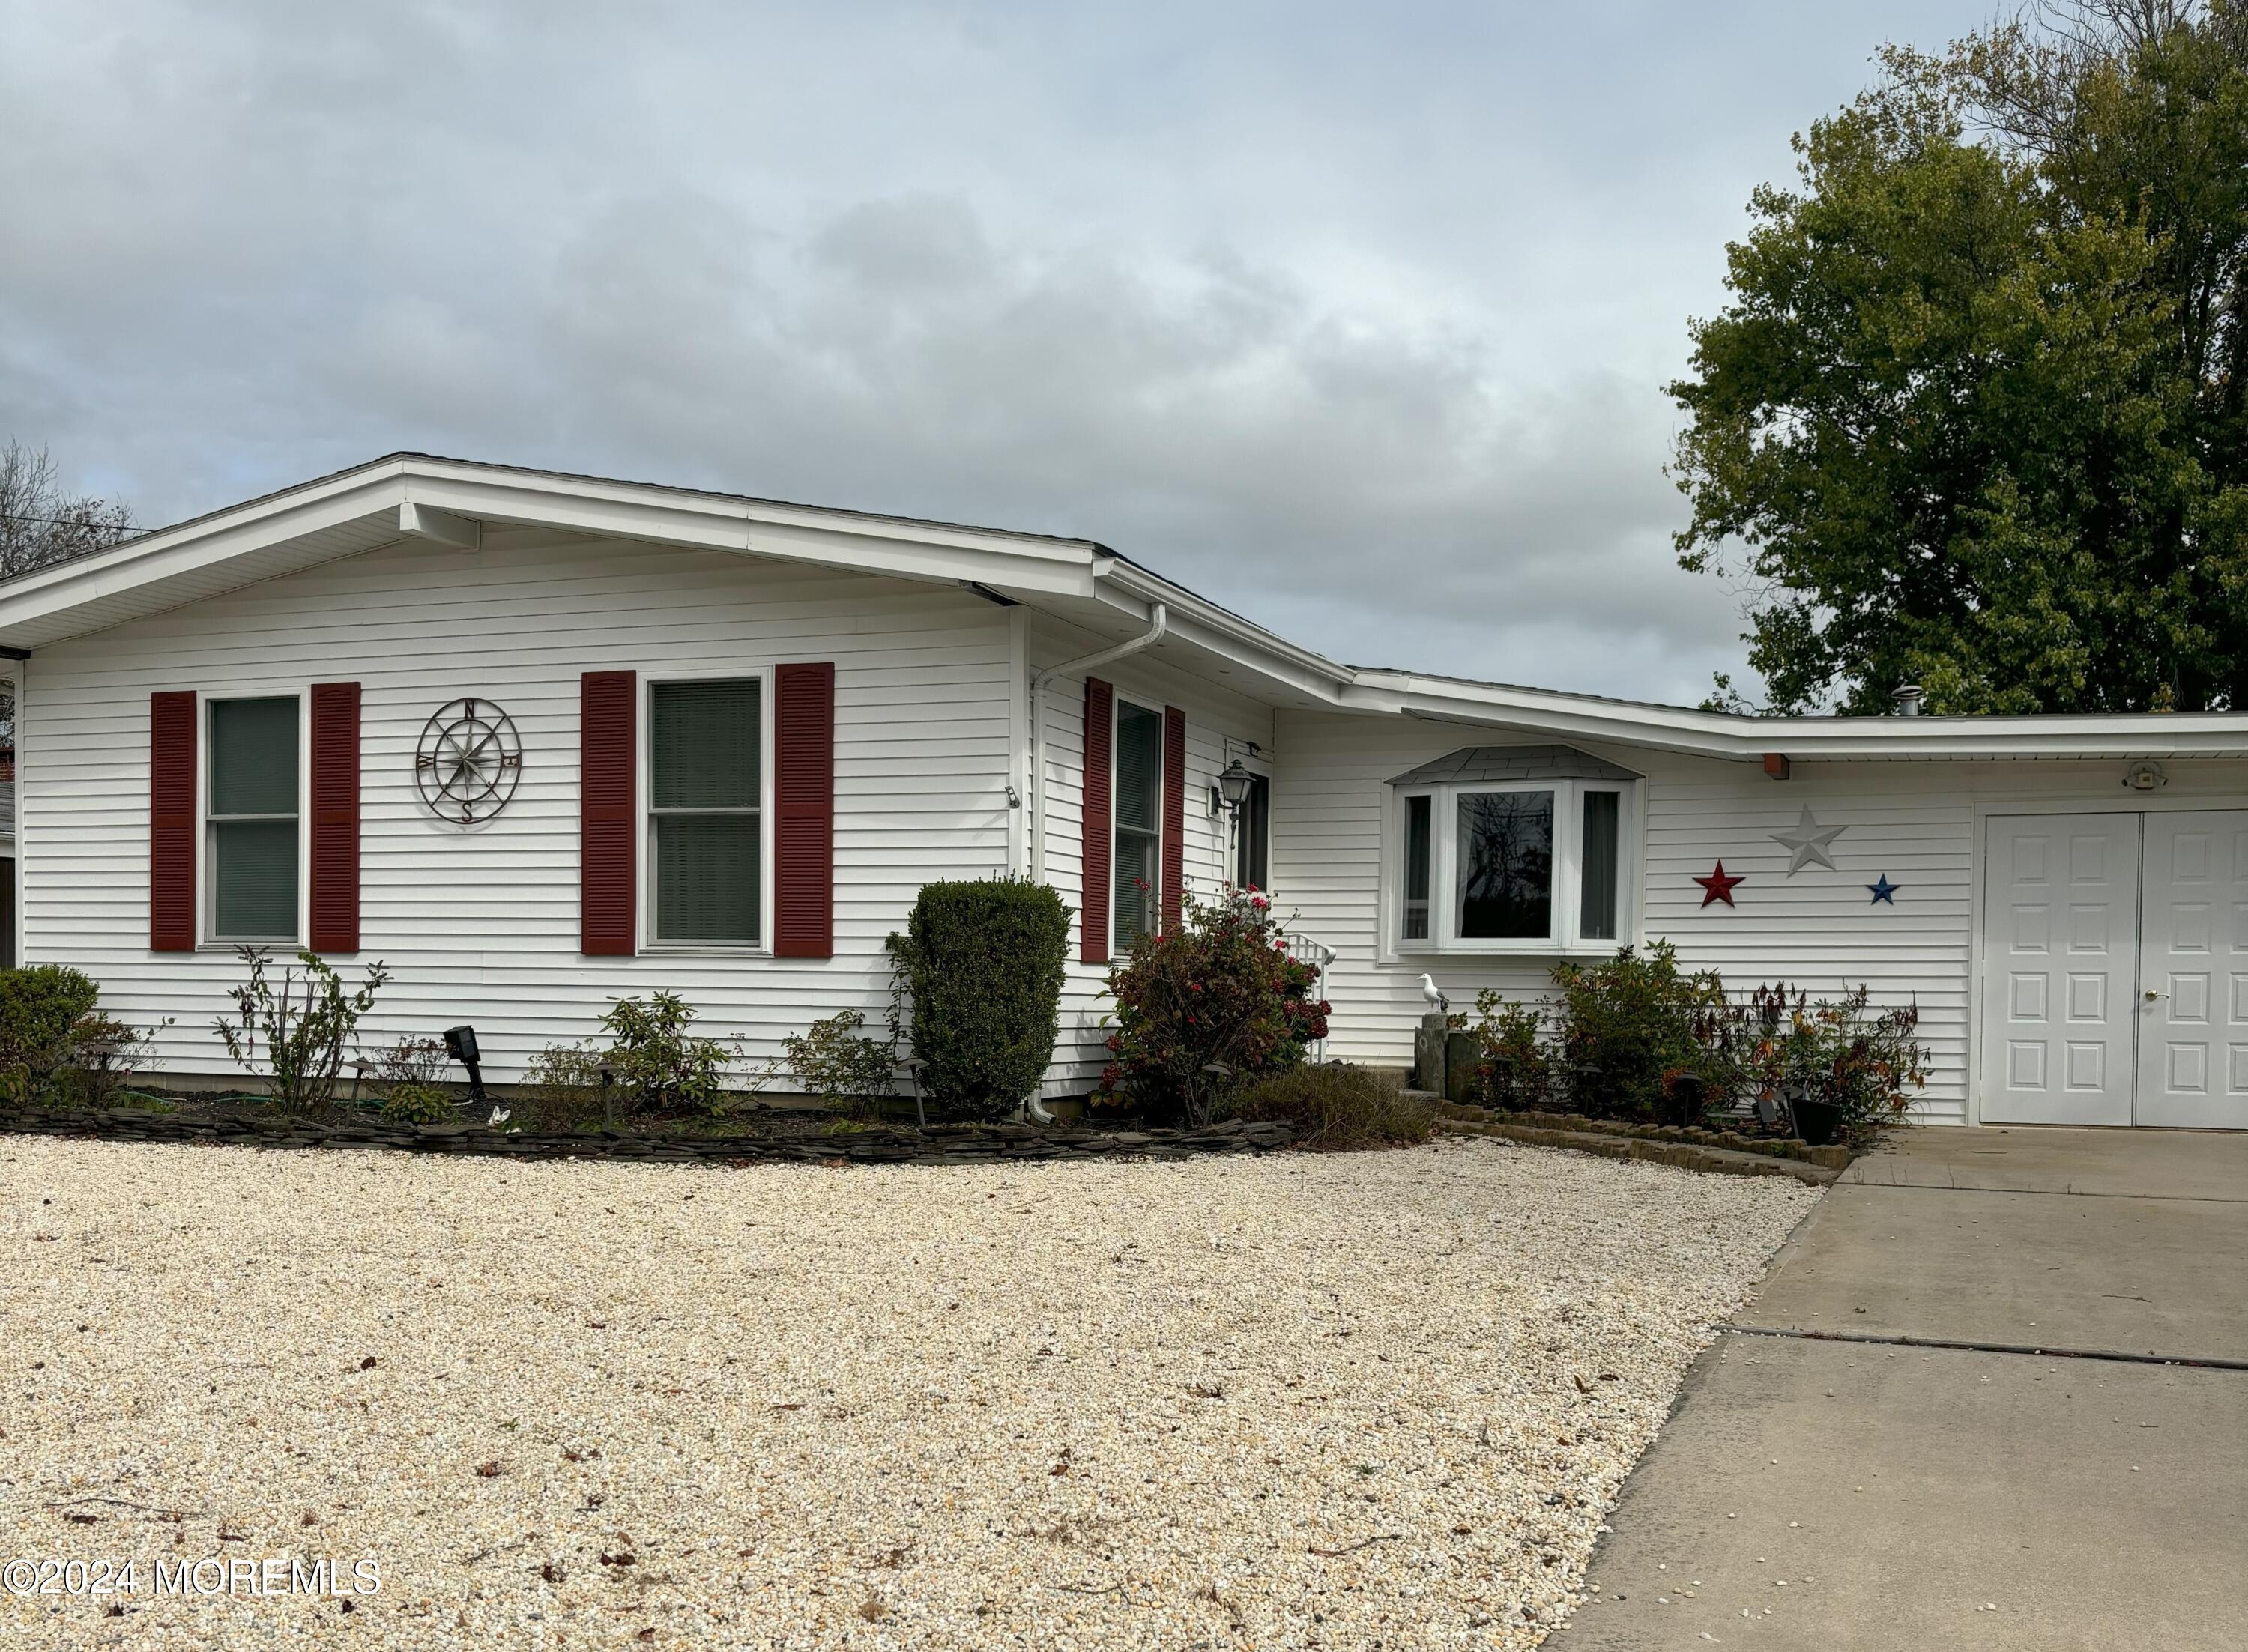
[{"left": 415, "top": 697, "right": 523, "bottom": 824}]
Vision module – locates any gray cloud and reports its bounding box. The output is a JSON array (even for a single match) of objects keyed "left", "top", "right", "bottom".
[{"left": 0, "top": 0, "right": 1991, "bottom": 703}]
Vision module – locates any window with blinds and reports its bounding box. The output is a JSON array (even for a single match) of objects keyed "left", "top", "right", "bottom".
[
  {"left": 650, "top": 677, "right": 762, "bottom": 944},
  {"left": 208, "top": 696, "right": 300, "bottom": 940},
  {"left": 1113, "top": 700, "right": 1162, "bottom": 951}
]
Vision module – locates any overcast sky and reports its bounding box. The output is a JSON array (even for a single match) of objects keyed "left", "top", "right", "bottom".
[{"left": 0, "top": 1, "right": 1992, "bottom": 704}]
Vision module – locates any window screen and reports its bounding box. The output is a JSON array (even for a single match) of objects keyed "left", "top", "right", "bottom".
[
  {"left": 651, "top": 678, "right": 761, "bottom": 943},
  {"left": 1580, "top": 790, "right": 1620, "bottom": 941},
  {"left": 1114, "top": 701, "right": 1162, "bottom": 949},
  {"left": 1455, "top": 790, "right": 1553, "bottom": 940},
  {"left": 209, "top": 697, "right": 299, "bottom": 940}
]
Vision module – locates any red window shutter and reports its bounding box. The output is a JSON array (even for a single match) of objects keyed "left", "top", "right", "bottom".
[
  {"left": 1081, "top": 677, "right": 1113, "bottom": 966},
  {"left": 1161, "top": 706, "right": 1186, "bottom": 935},
  {"left": 150, "top": 691, "right": 197, "bottom": 952},
  {"left": 773, "top": 662, "right": 836, "bottom": 958},
  {"left": 309, "top": 682, "right": 360, "bottom": 953},
  {"left": 581, "top": 670, "right": 638, "bottom": 956}
]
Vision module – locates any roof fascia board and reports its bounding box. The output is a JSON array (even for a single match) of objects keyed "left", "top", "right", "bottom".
[
  {"left": 1371, "top": 679, "right": 2248, "bottom": 759},
  {"left": 0, "top": 458, "right": 411, "bottom": 614},
  {"left": 399, "top": 459, "right": 1100, "bottom": 567},
  {"left": 396, "top": 466, "right": 1101, "bottom": 598},
  {"left": 0, "top": 473, "right": 412, "bottom": 639},
  {"left": 1090, "top": 560, "right": 1353, "bottom": 703}
]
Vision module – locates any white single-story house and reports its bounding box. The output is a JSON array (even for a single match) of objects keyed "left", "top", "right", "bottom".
[{"left": 0, "top": 454, "right": 2241, "bottom": 1129}]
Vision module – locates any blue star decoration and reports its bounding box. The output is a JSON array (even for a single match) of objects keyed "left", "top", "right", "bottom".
[{"left": 1867, "top": 874, "right": 1900, "bottom": 904}]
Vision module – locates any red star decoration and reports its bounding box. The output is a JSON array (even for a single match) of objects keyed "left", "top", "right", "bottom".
[{"left": 1694, "top": 861, "right": 1744, "bottom": 907}]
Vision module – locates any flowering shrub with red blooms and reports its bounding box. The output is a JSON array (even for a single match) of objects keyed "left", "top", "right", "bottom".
[{"left": 1098, "top": 884, "right": 1329, "bottom": 1126}]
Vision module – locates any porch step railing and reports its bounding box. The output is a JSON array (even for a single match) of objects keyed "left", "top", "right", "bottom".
[{"left": 1279, "top": 931, "right": 1338, "bottom": 1062}]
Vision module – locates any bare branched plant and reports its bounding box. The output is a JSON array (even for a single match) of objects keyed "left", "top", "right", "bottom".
[{"left": 0, "top": 440, "right": 134, "bottom": 580}]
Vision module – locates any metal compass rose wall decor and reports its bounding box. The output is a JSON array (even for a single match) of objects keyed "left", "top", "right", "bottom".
[{"left": 415, "top": 697, "right": 523, "bottom": 824}]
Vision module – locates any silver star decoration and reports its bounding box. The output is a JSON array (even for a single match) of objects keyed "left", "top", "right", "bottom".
[{"left": 1771, "top": 806, "right": 1847, "bottom": 874}]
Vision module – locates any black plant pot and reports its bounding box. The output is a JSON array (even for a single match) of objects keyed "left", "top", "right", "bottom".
[
  {"left": 1667, "top": 1073, "right": 1706, "bottom": 1130},
  {"left": 1793, "top": 1096, "right": 1843, "bottom": 1147}
]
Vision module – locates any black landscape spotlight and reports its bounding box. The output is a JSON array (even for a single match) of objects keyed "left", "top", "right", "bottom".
[{"left": 443, "top": 1025, "right": 488, "bottom": 1109}]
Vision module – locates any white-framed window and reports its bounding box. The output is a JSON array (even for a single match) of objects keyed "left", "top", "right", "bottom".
[
  {"left": 646, "top": 673, "right": 770, "bottom": 949},
  {"left": 1113, "top": 698, "right": 1163, "bottom": 951},
  {"left": 206, "top": 694, "right": 302, "bottom": 943},
  {"left": 1392, "top": 777, "right": 1638, "bottom": 954}
]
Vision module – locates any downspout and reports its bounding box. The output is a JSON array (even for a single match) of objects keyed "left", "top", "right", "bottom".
[{"left": 1023, "top": 602, "right": 1167, "bottom": 1122}]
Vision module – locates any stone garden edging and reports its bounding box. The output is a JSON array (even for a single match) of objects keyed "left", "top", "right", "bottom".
[
  {"left": 1439, "top": 1113, "right": 1840, "bottom": 1186},
  {"left": 1438, "top": 1103, "right": 1856, "bottom": 1170},
  {"left": 0, "top": 1107, "right": 1293, "bottom": 1164}
]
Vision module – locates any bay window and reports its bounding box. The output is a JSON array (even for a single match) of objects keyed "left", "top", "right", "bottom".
[{"left": 1389, "top": 746, "right": 1640, "bottom": 954}]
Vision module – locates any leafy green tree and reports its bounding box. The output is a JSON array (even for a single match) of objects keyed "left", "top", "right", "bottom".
[{"left": 1673, "top": 1, "right": 2248, "bottom": 714}]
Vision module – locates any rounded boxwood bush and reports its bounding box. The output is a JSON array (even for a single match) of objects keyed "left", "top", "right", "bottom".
[
  {"left": 887, "top": 877, "right": 1070, "bottom": 1122},
  {"left": 0, "top": 965, "right": 102, "bottom": 1080}
]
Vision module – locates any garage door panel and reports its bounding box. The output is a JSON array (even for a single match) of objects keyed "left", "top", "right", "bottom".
[
  {"left": 2138, "top": 811, "right": 2248, "bottom": 1129},
  {"left": 1982, "top": 814, "right": 2138, "bottom": 1126}
]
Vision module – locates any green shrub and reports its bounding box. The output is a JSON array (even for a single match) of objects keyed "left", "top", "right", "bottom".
[
  {"left": 599, "top": 991, "right": 738, "bottom": 1117},
  {"left": 1738, "top": 982, "right": 1929, "bottom": 1145},
  {"left": 522, "top": 1041, "right": 609, "bottom": 1129},
  {"left": 886, "top": 876, "right": 1070, "bottom": 1122},
  {"left": 55, "top": 1011, "right": 169, "bottom": 1107},
  {"left": 785, "top": 1009, "right": 895, "bottom": 1116},
  {"left": 214, "top": 948, "right": 392, "bottom": 1111},
  {"left": 0, "top": 965, "right": 101, "bottom": 1081},
  {"left": 1549, "top": 943, "right": 1728, "bottom": 1122},
  {"left": 1227, "top": 1064, "right": 1435, "bottom": 1152},
  {"left": 373, "top": 1035, "right": 448, "bottom": 1087},
  {"left": 380, "top": 1082, "right": 456, "bottom": 1125},
  {"left": 1464, "top": 990, "right": 1552, "bottom": 1108},
  {"left": 1100, "top": 886, "right": 1328, "bottom": 1126}
]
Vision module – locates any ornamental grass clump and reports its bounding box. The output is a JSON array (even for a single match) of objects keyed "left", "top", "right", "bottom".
[
  {"left": 1227, "top": 1063, "right": 1434, "bottom": 1152},
  {"left": 1099, "top": 886, "right": 1328, "bottom": 1127},
  {"left": 886, "top": 876, "right": 1070, "bottom": 1122}
]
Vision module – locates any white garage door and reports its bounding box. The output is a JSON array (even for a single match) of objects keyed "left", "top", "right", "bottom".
[{"left": 1981, "top": 810, "right": 2248, "bottom": 1129}]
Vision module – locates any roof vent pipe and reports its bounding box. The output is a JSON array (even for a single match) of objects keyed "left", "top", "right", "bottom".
[{"left": 1891, "top": 683, "right": 1925, "bottom": 717}]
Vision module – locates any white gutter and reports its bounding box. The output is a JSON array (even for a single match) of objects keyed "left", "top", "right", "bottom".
[
  {"left": 1021, "top": 602, "right": 1167, "bottom": 1125},
  {"left": 1027, "top": 601, "right": 1168, "bottom": 886}
]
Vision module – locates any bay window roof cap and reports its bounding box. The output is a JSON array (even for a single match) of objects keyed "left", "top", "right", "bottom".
[{"left": 1387, "top": 743, "right": 1642, "bottom": 787}]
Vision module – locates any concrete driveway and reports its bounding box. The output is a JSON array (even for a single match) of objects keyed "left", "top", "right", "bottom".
[{"left": 1559, "top": 1127, "right": 2248, "bottom": 1651}]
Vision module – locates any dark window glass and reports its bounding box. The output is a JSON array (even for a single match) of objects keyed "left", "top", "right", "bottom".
[
  {"left": 1580, "top": 790, "right": 1620, "bottom": 941},
  {"left": 1403, "top": 793, "right": 1431, "bottom": 940},
  {"left": 1114, "top": 701, "right": 1162, "bottom": 949},
  {"left": 1455, "top": 790, "right": 1553, "bottom": 940},
  {"left": 650, "top": 679, "right": 761, "bottom": 943},
  {"left": 1234, "top": 773, "right": 1270, "bottom": 892}
]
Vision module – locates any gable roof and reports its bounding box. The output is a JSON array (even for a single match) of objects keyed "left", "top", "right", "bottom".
[
  {"left": 1388, "top": 745, "right": 1644, "bottom": 786},
  {"left": 1, "top": 452, "right": 2243, "bottom": 763}
]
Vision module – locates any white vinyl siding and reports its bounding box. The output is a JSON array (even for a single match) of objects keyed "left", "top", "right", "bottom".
[
  {"left": 22, "top": 532, "right": 1016, "bottom": 1083},
  {"left": 1272, "top": 710, "right": 2248, "bottom": 1125},
  {"left": 1027, "top": 614, "right": 1276, "bottom": 1094}
]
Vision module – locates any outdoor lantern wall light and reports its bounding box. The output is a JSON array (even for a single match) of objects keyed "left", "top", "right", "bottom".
[{"left": 1217, "top": 757, "right": 1255, "bottom": 816}]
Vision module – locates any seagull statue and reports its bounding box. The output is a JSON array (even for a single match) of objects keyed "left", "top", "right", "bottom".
[{"left": 1420, "top": 974, "right": 1450, "bottom": 1014}]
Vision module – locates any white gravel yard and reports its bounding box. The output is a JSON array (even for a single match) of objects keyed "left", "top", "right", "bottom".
[{"left": 0, "top": 1134, "right": 1816, "bottom": 1651}]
